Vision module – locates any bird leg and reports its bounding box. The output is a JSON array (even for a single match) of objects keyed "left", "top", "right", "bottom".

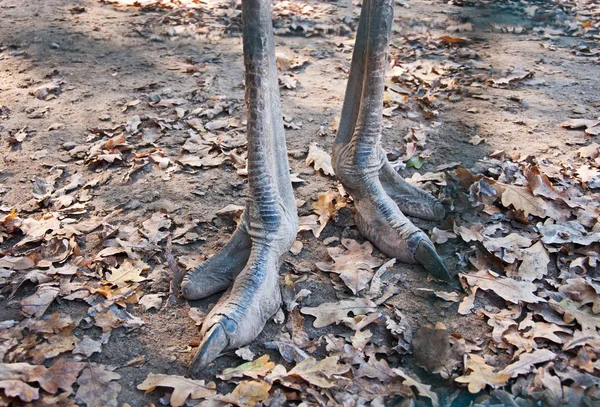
[
  {"left": 332, "top": 0, "right": 450, "bottom": 280},
  {"left": 181, "top": 0, "right": 297, "bottom": 375}
]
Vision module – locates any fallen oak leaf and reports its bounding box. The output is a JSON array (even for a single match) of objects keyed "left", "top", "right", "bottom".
[
  {"left": 311, "top": 190, "right": 347, "bottom": 237},
  {"left": 454, "top": 354, "right": 511, "bottom": 393},
  {"left": 549, "top": 298, "right": 600, "bottom": 331},
  {"left": 459, "top": 270, "right": 544, "bottom": 304},
  {"left": 0, "top": 380, "right": 39, "bottom": 402},
  {"left": 20, "top": 285, "right": 60, "bottom": 318},
  {"left": 139, "top": 294, "right": 163, "bottom": 311},
  {"left": 315, "top": 239, "right": 384, "bottom": 295},
  {"left": 75, "top": 364, "right": 121, "bottom": 407},
  {"left": 393, "top": 368, "right": 439, "bottom": 407},
  {"left": 105, "top": 260, "right": 147, "bottom": 288},
  {"left": 287, "top": 356, "right": 350, "bottom": 388},
  {"left": 499, "top": 349, "right": 557, "bottom": 378},
  {"left": 516, "top": 241, "right": 550, "bottom": 282},
  {"left": 214, "top": 380, "right": 270, "bottom": 407},
  {"left": 137, "top": 373, "right": 216, "bottom": 407},
  {"left": 300, "top": 298, "right": 378, "bottom": 328},
  {"left": 306, "top": 143, "right": 334, "bottom": 176},
  {"left": 217, "top": 355, "right": 275, "bottom": 380}
]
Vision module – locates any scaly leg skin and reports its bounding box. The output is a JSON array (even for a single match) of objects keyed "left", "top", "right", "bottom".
[
  {"left": 181, "top": 0, "right": 297, "bottom": 375},
  {"left": 332, "top": 0, "right": 451, "bottom": 281}
]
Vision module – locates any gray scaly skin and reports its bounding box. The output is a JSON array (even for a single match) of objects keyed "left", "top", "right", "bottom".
[
  {"left": 182, "top": 0, "right": 450, "bottom": 375},
  {"left": 181, "top": 0, "right": 297, "bottom": 375},
  {"left": 332, "top": 0, "right": 450, "bottom": 280}
]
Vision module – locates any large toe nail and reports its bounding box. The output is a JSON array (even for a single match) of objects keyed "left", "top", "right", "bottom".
[
  {"left": 414, "top": 240, "right": 451, "bottom": 282},
  {"left": 190, "top": 323, "right": 228, "bottom": 376}
]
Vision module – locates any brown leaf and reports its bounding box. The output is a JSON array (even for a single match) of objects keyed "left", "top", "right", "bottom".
[
  {"left": 141, "top": 213, "right": 171, "bottom": 244},
  {"left": 393, "top": 368, "right": 439, "bottom": 407},
  {"left": 301, "top": 298, "right": 377, "bottom": 328},
  {"left": 0, "top": 380, "right": 39, "bottom": 402},
  {"left": 525, "top": 165, "right": 574, "bottom": 206},
  {"left": 217, "top": 355, "right": 275, "bottom": 381},
  {"left": 39, "top": 359, "right": 85, "bottom": 394},
  {"left": 306, "top": 143, "right": 334, "bottom": 176},
  {"left": 482, "top": 233, "right": 532, "bottom": 264},
  {"left": 75, "top": 364, "right": 121, "bottom": 407},
  {"left": 559, "top": 278, "right": 600, "bottom": 313},
  {"left": 73, "top": 335, "right": 103, "bottom": 357},
  {"left": 499, "top": 349, "right": 556, "bottom": 378},
  {"left": 215, "top": 380, "right": 271, "bottom": 407},
  {"left": 316, "top": 239, "right": 384, "bottom": 295},
  {"left": 288, "top": 356, "right": 350, "bottom": 388},
  {"left": 537, "top": 221, "right": 600, "bottom": 246},
  {"left": 28, "top": 329, "right": 80, "bottom": 364},
  {"left": 20, "top": 285, "right": 60, "bottom": 318},
  {"left": 454, "top": 354, "right": 511, "bottom": 393},
  {"left": 137, "top": 373, "right": 216, "bottom": 407},
  {"left": 460, "top": 270, "right": 544, "bottom": 304},
  {"left": 549, "top": 298, "right": 600, "bottom": 331},
  {"left": 516, "top": 241, "right": 550, "bottom": 282},
  {"left": 311, "top": 190, "right": 347, "bottom": 237}
]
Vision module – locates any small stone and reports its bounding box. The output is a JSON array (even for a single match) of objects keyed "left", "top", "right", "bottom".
[{"left": 62, "top": 142, "right": 77, "bottom": 151}]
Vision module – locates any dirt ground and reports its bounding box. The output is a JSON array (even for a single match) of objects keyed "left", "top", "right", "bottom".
[{"left": 1, "top": 0, "right": 600, "bottom": 406}]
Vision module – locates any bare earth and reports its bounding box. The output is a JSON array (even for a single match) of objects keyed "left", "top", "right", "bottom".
[{"left": 1, "top": 0, "right": 600, "bottom": 406}]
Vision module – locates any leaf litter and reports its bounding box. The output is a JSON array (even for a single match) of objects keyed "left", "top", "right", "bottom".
[{"left": 1, "top": 0, "right": 600, "bottom": 406}]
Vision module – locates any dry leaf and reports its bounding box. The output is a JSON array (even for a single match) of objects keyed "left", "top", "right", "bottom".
[
  {"left": 517, "top": 241, "right": 550, "bottom": 282},
  {"left": 139, "top": 294, "right": 163, "bottom": 311},
  {"left": 559, "top": 278, "right": 600, "bottom": 313},
  {"left": 301, "top": 298, "right": 377, "bottom": 329},
  {"left": 311, "top": 190, "right": 347, "bottom": 237},
  {"left": 393, "top": 368, "right": 439, "bottom": 407},
  {"left": 306, "top": 143, "right": 334, "bottom": 176},
  {"left": 215, "top": 380, "right": 271, "bottom": 407},
  {"left": 218, "top": 355, "right": 275, "bottom": 381},
  {"left": 549, "top": 298, "right": 600, "bottom": 331},
  {"left": 20, "top": 285, "right": 60, "bottom": 318},
  {"left": 500, "top": 349, "right": 557, "bottom": 378},
  {"left": 287, "top": 356, "right": 350, "bottom": 388},
  {"left": 137, "top": 373, "right": 216, "bottom": 407},
  {"left": 141, "top": 213, "right": 171, "bottom": 244},
  {"left": 454, "top": 354, "right": 511, "bottom": 393},
  {"left": 105, "top": 260, "right": 147, "bottom": 288},
  {"left": 460, "top": 270, "right": 544, "bottom": 304},
  {"left": 315, "top": 239, "right": 384, "bottom": 295},
  {"left": 75, "top": 364, "right": 121, "bottom": 407},
  {"left": 73, "top": 335, "right": 103, "bottom": 357}
]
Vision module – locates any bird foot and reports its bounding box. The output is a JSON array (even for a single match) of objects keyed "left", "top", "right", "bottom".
[
  {"left": 334, "top": 146, "right": 451, "bottom": 281},
  {"left": 182, "top": 205, "right": 296, "bottom": 376},
  {"left": 189, "top": 246, "right": 283, "bottom": 375}
]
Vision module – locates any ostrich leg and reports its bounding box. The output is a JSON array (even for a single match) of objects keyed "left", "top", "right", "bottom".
[
  {"left": 181, "top": 0, "right": 297, "bottom": 375},
  {"left": 333, "top": 0, "right": 451, "bottom": 280}
]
